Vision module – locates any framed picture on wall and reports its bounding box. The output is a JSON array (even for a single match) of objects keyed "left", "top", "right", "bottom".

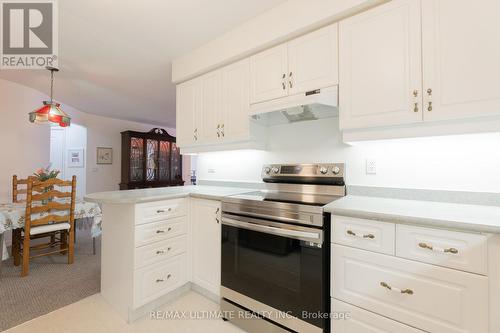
[
  {"left": 97, "top": 147, "right": 113, "bottom": 164},
  {"left": 68, "top": 148, "right": 85, "bottom": 168}
]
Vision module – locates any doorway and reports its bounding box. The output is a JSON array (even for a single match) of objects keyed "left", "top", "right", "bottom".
[{"left": 50, "top": 124, "right": 87, "bottom": 198}]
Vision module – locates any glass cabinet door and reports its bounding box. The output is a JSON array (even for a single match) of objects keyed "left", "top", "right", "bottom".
[
  {"left": 130, "top": 137, "right": 144, "bottom": 182},
  {"left": 146, "top": 139, "right": 159, "bottom": 182},
  {"left": 171, "top": 143, "right": 182, "bottom": 182},
  {"left": 158, "top": 140, "right": 171, "bottom": 181}
]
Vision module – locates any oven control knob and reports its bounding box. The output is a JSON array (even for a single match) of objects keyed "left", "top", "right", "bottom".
[
  {"left": 264, "top": 167, "right": 271, "bottom": 174},
  {"left": 319, "top": 166, "right": 328, "bottom": 174},
  {"left": 332, "top": 166, "right": 341, "bottom": 175},
  {"left": 271, "top": 167, "right": 279, "bottom": 174}
]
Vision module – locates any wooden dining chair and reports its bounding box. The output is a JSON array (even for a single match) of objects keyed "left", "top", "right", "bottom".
[
  {"left": 12, "top": 175, "right": 32, "bottom": 203},
  {"left": 12, "top": 176, "right": 77, "bottom": 277}
]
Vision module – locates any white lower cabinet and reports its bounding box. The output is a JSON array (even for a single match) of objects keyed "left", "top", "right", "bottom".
[
  {"left": 100, "top": 198, "right": 191, "bottom": 322},
  {"left": 332, "top": 244, "right": 489, "bottom": 333},
  {"left": 190, "top": 198, "right": 221, "bottom": 297},
  {"left": 134, "top": 255, "right": 188, "bottom": 308},
  {"left": 331, "top": 299, "right": 424, "bottom": 333},
  {"left": 332, "top": 215, "right": 395, "bottom": 255},
  {"left": 396, "top": 224, "right": 488, "bottom": 275}
]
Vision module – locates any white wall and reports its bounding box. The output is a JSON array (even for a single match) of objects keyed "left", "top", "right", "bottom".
[
  {"left": 0, "top": 79, "right": 51, "bottom": 202},
  {"left": 172, "top": 0, "right": 387, "bottom": 82},
  {"left": 197, "top": 118, "right": 500, "bottom": 193},
  {"left": 0, "top": 78, "right": 175, "bottom": 201}
]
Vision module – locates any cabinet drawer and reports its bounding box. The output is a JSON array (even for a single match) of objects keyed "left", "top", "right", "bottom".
[
  {"left": 332, "top": 244, "right": 488, "bottom": 333},
  {"left": 134, "top": 235, "right": 187, "bottom": 269},
  {"left": 135, "top": 216, "right": 187, "bottom": 247},
  {"left": 136, "top": 198, "right": 187, "bottom": 225},
  {"left": 331, "top": 299, "right": 424, "bottom": 333},
  {"left": 332, "top": 215, "right": 395, "bottom": 255},
  {"left": 133, "top": 254, "right": 188, "bottom": 308},
  {"left": 396, "top": 224, "right": 488, "bottom": 275}
]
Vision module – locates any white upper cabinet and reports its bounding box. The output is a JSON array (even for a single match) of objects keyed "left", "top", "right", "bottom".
[
  {"left": 221, "top": 59, "right": 251, "bottom": 142},
  {"left": 176, "top": 79, "right": 201, "bottom": 147},
  {"left": 250, "top": 44, "right": 288, "bottom": 104},
  {"left": 176, "top": 60, "right": 257, "bottom": 151},
  {"left": 199, "top": 71, "right": 222, "bottom": 143},
  {"left": 339, "top": 0, "right": 423, "bottom": 130},
  {"left": 422, "top": 0, "right": 500, "bottom": 122},
  {"left": 288, "top": 24, "right": 339, "bottom": 95},
  {"left": 250, "top": 23, "right": 339, "bottom": 104}
]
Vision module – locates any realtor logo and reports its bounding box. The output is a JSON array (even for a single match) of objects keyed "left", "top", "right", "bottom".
[{"left": 0, "top": 0, "right": 58, "bottom": 69}]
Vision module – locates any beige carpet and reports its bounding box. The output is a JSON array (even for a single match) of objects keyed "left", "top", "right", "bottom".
[{"left": 0, "top": 230, "right": 100, "bottom": 332}]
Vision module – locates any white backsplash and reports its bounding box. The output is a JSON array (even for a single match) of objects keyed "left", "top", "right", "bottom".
[{"left": 196, "top": 118, "right": 500, "bottom": 193}]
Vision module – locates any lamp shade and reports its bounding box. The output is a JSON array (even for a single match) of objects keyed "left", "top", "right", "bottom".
[{"left": 29, "top": 101, "right": 71, "bottom": 127}]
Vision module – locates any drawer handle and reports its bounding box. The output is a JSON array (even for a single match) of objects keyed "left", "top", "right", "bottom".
[
  {"left": 156, "top": 208, "right": 172, "bottom": 214},
  {"left": 419, "top": 242, "right": 458, "bottom": 254},
  {"left": 156, "top": 274, "right": 172, "bottom": 283},
  {"left": 347, "top": 230, "right": 375, "bottom": 239},
  {"left": 380, "top": 282, "right": 414, "bottom": 295},
  {"left": 156, "top": 247, "right": 172, "bottom": 255},
  {"left": 156, "top": 230, "right": 165, "bottom": 234}
]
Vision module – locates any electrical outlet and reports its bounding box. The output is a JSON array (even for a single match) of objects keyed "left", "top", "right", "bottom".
[{"left": 366, "top": 159, "right": 377, "bottom": 175}]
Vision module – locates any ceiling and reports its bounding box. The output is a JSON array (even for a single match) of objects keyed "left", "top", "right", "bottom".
[{"left": 0, "top": 0, "right": 286, "bottom": 127}]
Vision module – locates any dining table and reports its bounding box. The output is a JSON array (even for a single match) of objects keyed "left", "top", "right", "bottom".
[{"left": 0, "top": 198, "right": 102, "bottom": 275}]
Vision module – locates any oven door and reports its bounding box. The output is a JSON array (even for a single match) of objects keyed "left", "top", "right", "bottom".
[{"left": 221, "top": 213, "right": 328, "bottom": 330}]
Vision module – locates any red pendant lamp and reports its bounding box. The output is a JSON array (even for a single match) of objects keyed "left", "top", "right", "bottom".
[{"left": 29, "top": 67, "right": 71, "bottom": 127}]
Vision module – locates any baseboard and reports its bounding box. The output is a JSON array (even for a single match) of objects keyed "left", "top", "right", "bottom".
[
  {"left": 128, "top": 283, "right": 191, "bottom": 323},
  {"left": 191, "top": 283, "right": 220, "bottom": 304}
]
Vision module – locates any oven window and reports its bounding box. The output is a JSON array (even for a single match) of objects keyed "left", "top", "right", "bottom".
[{"left": 221, "top": 224, "right": 326, "bottom": 328}]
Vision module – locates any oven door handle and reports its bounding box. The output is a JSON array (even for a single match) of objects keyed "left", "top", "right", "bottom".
[{"left": 222, "top": 217, "right": 322, "bottom": 244}]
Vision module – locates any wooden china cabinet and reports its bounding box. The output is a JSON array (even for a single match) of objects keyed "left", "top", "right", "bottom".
[{"left": 120, "top": 128, "right": 184, "bottom": 190}]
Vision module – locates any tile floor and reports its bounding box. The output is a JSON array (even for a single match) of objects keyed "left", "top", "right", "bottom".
[{"left": 5, "top": 291, "right": 245, "bottom": 333}]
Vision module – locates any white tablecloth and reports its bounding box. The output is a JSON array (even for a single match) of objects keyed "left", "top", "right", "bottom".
[{"left": 1, "top": 199, "right": 102, "bottom": 260}]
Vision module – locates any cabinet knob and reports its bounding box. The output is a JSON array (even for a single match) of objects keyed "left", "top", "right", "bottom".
[
  {"left": 427, "top": 88, "right": 433, "bottom": 96},
  {"left": 289, "top": 72, "right": 293, "bottom": 88}
]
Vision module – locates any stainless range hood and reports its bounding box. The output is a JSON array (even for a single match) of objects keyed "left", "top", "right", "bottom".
[{"left": 250, "top": 86, "right": 338, "bottom": 126}]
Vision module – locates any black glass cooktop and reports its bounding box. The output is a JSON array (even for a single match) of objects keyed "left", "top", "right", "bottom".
[{"left": 228, "top": 190, "right": 342, "bottom": 206}]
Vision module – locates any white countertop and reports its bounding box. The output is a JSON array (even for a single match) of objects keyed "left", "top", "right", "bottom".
[
  {"left": 324, "top": 195, "right": 500, "bottom": 233},
  {"left": 84, "top": 185, "right": 255, "bottom": 204}
]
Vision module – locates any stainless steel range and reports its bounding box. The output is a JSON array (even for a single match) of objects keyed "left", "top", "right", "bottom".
[{"left": 220, "top": 163, "right": 346, "bottom": 333}]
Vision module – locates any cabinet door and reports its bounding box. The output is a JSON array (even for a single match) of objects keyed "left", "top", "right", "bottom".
[
  {"left": 191, "top": 199, "right": 221, "bottom": 297},
  {"left": 221, "top": 59, "right": 250, "bottom": 142},
  {"left": 339, "top": 0, "right": 423, "bottom": 130},
  {"left": 250, "top": 43, "right": 288, "bottom": 104},
  {"left": 199, "top": 71, "right": 222, "bottom": 143},
  {"left": 288, "top": 24, "right": 339, "bottom": 95},
  {"left": 176, "top": 79, "right": 201, "bottom": 147},
  {"left": 332, "top": 299, "right": 425, "bottom": 333},
  {"left": 422, "top": 0, "right": 500, "bottom": 121}
]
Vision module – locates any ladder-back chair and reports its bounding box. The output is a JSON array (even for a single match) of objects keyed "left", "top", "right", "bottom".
[{"left": 13, "top": 176, "right": 77, "bottom": 277}]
